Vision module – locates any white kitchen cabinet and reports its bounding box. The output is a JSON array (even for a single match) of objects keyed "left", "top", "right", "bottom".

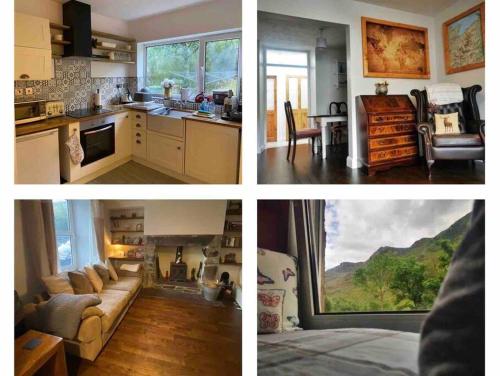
[
  {"left": 132, "top": 129, "right": 147, "bottom": 159},
  {"left": 185, "top": 120, "right": 240, "bottom": 184},
  {"left": 16, "top": 129, "right": 60, "bottom": 184},
  {"left": 15, "top": 13, "right": 51, "bottom": 50},
  {"left": 15, "top": 46, "right": 53, "bottom": 80},
  {"left": 147, "top": 130, "right": 184, "bottom": 174},
  {"left": 115, "top": 112, "right": 131, "bottom": 159}
]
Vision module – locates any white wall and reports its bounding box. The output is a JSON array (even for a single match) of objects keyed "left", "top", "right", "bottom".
[
  {"left": 144, "top": 200, "right": 227, "bottom": 236},
  {"left": 434, "top": 0, "right": 485, "bottom": 118},
  {"left": 258, "top": 0, "right": 438, "bottom": 167},
  {"left": 316, "top": 47, "right": 348, "bottom": 114},
  {"left": 128, "top": 0, "right": 242, "bottom": 42}
]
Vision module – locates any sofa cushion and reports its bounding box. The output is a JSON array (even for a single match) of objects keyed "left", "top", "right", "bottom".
[
  {"left": 106, "top": 259, "right": 119, "bottom": 281},
  {"left": 42, "top": 274, "right": 74, "bottom": 296},
  {"left": 432, "top": 134, "right": 483, "bottom": 147},
  {"left": 93, "top": 264, "right": 110, "bottom": 284},
  {"left": 104, "top": 277, "right": 142, "bottom": 297},
  {"left": 84, "top": 266, "right": 104, "bottom": 293},
  {"left": 96, "top": 289, "right": 130, "bottom": 333},
  {"left": 68, "top": 271, "right": 94, "bottom": 294}
]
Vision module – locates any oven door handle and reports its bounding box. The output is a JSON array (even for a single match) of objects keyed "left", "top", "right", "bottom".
[{"left": 83, "top": 125, "right": 113, "bottom": 135}]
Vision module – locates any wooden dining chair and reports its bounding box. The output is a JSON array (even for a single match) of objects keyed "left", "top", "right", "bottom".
[
  {"left": 284, "top": 101, "right": 321, "bottom": 163},
  {"left": 329, "top": 101, "right": 348, "bottom": 147}
]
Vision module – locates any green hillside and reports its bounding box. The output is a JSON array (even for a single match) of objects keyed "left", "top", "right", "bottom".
[{"left": 324, "top": 212, "right": 471, "bottom": 312}]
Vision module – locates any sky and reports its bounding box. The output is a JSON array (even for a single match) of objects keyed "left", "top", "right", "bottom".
[{"left": 324, "top": 200, "right": 473, "bottom": 270}]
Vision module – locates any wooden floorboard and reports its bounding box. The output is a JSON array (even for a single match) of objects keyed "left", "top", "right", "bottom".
[
  {"left": 258, "top": 143, "right": 485, "bottom": 184},
  {"left": 87, "top": 161, "right": 185, "bottom": 184},
  {"left": 68, "top": 291, "right": 241, "bottom": 376}
]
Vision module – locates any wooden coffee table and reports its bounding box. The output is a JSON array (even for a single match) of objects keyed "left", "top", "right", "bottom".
[{"left": 15, "top": 330, "right": 67, "bottom": 376}]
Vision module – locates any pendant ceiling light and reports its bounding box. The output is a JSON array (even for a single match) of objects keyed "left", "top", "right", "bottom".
[{"left": 316, "top": 27, "right": 327, "bottom": 49}]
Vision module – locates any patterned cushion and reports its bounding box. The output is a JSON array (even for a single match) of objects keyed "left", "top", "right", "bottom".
[
  {"left": 427, "top": 102, "right": 465, "bottom": 133},
  {"left": 258, "top": 248, "right": 300, "bottom": 331},
  {"left": 257, "top": 289, "right": 285, "bottom": 334}
]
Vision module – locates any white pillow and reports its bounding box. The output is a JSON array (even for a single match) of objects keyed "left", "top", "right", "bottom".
[
  {"left": 257, "top": 289, "right": 285, "bottom": 334},
  {"left": 84, "top": 266, "right": 103, "bottom": 293},
  {"left": 106, "top": 259, "right": 118, "bottom": 281},
  {"left": 258, "top": 248, "right": 300, "bottom": 331},
  {"left": 120, "top": 263, "right": 140, "bottom": 273},
  {"left": 42, "top": 274, "right": 74, "bottom": 295}
]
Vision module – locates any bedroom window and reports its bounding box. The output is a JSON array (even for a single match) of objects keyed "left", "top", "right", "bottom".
[
  {"left": 317, "top": 200, "right": 473, "bottom": 314},
  {"left": 53, "top": 199, "right": 75, "bottom": 272},
  {"left": 144, "top": 31, "right": 241, "bottom": 99}
]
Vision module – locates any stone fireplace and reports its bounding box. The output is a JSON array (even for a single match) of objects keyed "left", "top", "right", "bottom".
[{"left": 142, "top": 235, "right": 222, "bottom": 288}]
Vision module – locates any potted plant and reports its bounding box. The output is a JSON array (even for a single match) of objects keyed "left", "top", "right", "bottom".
[{"left": 161, "top": 79, "right": 175, "bottom": 98}]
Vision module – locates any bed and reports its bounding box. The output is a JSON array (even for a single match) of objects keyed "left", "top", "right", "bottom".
[{"left": 258, "top": 328, "right": 419, "bottom": 376}]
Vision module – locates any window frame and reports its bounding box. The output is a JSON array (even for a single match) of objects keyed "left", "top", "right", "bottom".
[
  {"left": 142, "top": 30, "right": 242, "bottom": 97},
  {"left": 293, "top": 200, "right": 427, "bottom": 333},
  {"left": 53, "top": 200, "right": 76, "bottom": 273}
]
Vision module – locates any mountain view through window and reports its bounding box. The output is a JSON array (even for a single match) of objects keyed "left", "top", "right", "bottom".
[{"left": 321, "top": 200, "right": 473, "bottom": 313}]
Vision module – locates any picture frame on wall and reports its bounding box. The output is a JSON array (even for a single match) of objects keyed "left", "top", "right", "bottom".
[
  {"left": 361, "top": 17, "right": 430, "bottom": 79},
  {"left": 443, "top": 2, "right": 485, "bottom": 74}
]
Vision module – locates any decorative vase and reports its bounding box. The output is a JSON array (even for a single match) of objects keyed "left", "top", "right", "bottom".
[
  {"left": 164, "top": 87, "right": 171, "bottom": 98},
  {"left": 375, "top": 82, "right": 389, "bottom": 95}
]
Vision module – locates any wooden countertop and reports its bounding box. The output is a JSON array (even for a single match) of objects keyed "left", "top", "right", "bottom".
[
  {"left": 183, "top": 114, "right": 242, "bottom": 129},
  {"left": 15, "top": 108, "right": 129, "bottom": 137}
]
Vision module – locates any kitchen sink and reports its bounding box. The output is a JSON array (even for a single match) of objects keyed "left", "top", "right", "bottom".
[
  {"left": 149, "top": 107, "right": 188, "bottom": 119},
  {"left": 147, "top": 107, "right": 187, "bottom": 138}
]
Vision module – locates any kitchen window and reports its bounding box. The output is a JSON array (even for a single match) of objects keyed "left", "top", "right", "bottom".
[
  {"left": 144, "top": 31, "right": 241, "bottom": 99},
  {"left": 52, "top": 200, "right": 99, "bottom": 272}
]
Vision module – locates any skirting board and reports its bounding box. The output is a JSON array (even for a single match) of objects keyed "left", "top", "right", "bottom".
[
  {"left": 131, "top": 156, "right": 205, "bottom": 184},
  {"left": 69, "top": 156, "right": 132, "bottom": 184}
]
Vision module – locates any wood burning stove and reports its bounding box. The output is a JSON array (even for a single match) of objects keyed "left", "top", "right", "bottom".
[{"left": 170, "top": 262, "right": 187, "bottom": 282}]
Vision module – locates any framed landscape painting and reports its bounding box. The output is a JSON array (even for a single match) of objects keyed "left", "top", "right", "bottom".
[
  {"left": 443, "top": 2, "right": 485, "bottom": 74},
  {"left": 361, "top": 17, "right": 430, "bottom": 79}
]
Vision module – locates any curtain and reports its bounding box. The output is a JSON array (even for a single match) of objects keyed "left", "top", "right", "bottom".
[
  {"left": 20, "top": 200, "right": 58, "bottom": 276},
  {"left": 91, "top": 200, "right": 106, "bottom": 262},
  {"left": 307, "top": 200, "right": 326, "bottom": 312}
]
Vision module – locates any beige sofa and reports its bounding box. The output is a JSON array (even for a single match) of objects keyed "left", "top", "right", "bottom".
[{"left": 25, "top": 269, "right": 142, "bottom": 361}]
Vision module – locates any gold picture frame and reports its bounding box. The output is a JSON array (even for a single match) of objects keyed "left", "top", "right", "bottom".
[
  {"left": 443, "top": 2, "right": 485, "bottom": 74},
  {"left": 361, "top": 17, "right": 430, "bottom": 79}
]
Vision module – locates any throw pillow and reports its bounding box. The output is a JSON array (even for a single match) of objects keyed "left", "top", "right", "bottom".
[
  {"left": 93, "top": 264, "right": 110, "bottom": 284},
  {"left": 427, "top": 102, "right": 465, "bottom": 133},
  {"left": 68, "top": 271, "right": 94, "bottom": 294},
  {"left": 257, "top": 248, "right": 300, "bottom": 331},
  {"left": 84, "top": 266, "right": 104, "bottom": 293},
  {"left": 41, "top": 274, "right": 74, "bottom": 295},
  {"left": 106, "top": 259, "right": 118, "bottom": 281},
  {"left": 257, "top": 289, "right": 285, "bottom": 334},
  {"left": 434, "top": 112, "right": 461, "bottom": 135}
]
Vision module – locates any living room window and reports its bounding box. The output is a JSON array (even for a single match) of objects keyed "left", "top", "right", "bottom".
[
  {"left": 317, "top": 200, "right": 473, "bottom": 314},
  {"left": 52, "top": 200, "right": 99, "bottom": 272},
  {"left": 144, "top": 31, "right": 241, "bottom": 99},
  {"left": 53, "top": 199, "right": 75, "bottom": 272}
]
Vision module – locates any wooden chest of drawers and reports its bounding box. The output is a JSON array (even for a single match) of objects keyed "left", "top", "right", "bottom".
[{"left": 356, "top": 95, "right": 418, "bottom": 175}]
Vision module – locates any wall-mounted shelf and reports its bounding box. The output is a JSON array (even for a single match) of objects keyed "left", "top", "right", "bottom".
[
  {"left": 110, "top": 216, "right": 144, "bottom": 220},
  {"left": 51, "top": 40, "right": 71, "bottom": 45},
  {"left": 92, "top": 30, "right": 136, "bottom": 43},
  {"left": 93, "top": 45, "right": 136, "bottom": 53},
  {"left": 109, "top": 257, "right": 144, "bottom": 261},
  {"left": 91, "top": 57, "right": 135, "bottom": 64},
  {"left": 50, "top": 22, "right": 70, "bottom": 31},
  {"left": 111, "top": 230, "right": 144, "bottom": 233},
  {"left": 110, "top": 207, "right": 144, "bottom": 246}
]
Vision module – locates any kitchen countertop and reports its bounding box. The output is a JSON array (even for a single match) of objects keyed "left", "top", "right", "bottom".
[{"left": 16, "top": 106, "right": 241, "bottom": 136}]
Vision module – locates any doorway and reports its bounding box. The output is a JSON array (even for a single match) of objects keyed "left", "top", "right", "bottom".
[{"left": 265, "top": 49, "right": 309, "bottom": 147}]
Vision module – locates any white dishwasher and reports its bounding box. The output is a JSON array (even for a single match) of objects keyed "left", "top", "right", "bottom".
[{"left": 15, "top": 128, "right": 60, "bottom": 184}]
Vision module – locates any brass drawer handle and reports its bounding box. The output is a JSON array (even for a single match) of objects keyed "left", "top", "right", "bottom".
[
  {"left": 136, "top": 114, "right": 141, "bottom": 119},
  {"left": 136, "top": 140, "right": 141, "bottom": 144},
  {"left": 136, "top": 123, "right": 141, "bottom": 128},
  {"left": 20, "top": 73, "right": 30, "bottom": 79},
  {"left": 136, "top": 133, "right": 141, "bottom": 137}
]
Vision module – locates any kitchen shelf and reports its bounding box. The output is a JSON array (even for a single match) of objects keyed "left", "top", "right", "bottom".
[
  {"left": 110, "top": 216, "right": 144, "bottom": 220},
  {"left": 51, "top": 40, "right": 71, "bottom": 45},
  {"left": 91, "top": 57, "right": 135, "bottom": 64},
  {"left": 92, "top": 30, "right": 136, "bottom": 43},
  {"left": 50, "top": 22, "right": 70, "bottom": 30},
  {"left": 93, "top": 45, "right": 136, "bottom": 53}
]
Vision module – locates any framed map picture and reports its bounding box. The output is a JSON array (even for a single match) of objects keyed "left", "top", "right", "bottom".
[
  {"left": 362, "top": 17, "right": 430, "bottom": 79},
  {"left": 443, "top": 2, "right": 485, "bottom": 74}
]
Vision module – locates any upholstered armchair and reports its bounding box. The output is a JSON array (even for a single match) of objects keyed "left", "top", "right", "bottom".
[{"left": 410, "top": 85, "right": 485, "bottom": 178}]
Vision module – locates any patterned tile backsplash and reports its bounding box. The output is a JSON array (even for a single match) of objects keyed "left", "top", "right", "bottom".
[{"left": 14, "top": 57, "right": 137, "bottom": 111}]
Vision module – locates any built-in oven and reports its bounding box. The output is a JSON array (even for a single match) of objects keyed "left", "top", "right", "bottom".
[
  {"left": 15, "top": 100, "right": 47, "bottom": 125},
  {"left": 79, "top": 115, "right": 115, "bottom": 167}
]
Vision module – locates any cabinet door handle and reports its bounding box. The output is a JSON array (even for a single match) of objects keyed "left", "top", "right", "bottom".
[
  {"left": 20, "top": 73, "right": 30, "bottom": 79},
  {"left": 136, "top": 140, "right": 141, "bottom": 144}
]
